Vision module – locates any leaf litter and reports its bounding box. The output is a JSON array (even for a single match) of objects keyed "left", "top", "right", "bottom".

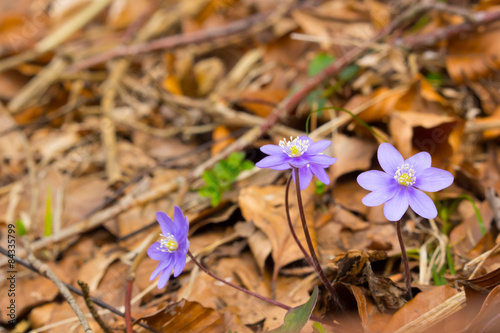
[{"left": 1, "top": 0, "right": 500, "bottom": 332}]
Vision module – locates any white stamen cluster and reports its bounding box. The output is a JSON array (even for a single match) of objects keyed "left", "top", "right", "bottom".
[
  {"left": 279, "top": 136, "right": 310, "bottom": 158},
  {"left": 157, "top": 233, "right": 178, "bottom": 253},
  {"left": 394, "top": 164, "right": 416, "bottom": 186}
]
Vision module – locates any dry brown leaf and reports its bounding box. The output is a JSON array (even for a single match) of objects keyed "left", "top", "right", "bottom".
[
  {"left": 211, "top": 125, "right": 235, "bottom": 156},
  {"left": 450, "top": 200, "right": 494, "bottom": 257},
  {"left": 331, "top": 134, "right": 377, "bottom": 182},
  {"left": 239, "top": 185, "right": 316, "bottom": 270},
  {"left": 446, "top": 20, "right": 500, "bottom": 83},
  {"left": 137, "top": 299, "right": 225, "bottom": 333},
  {"left": 0, "top": 264, "right": 66, "bottom": 323},
  {"left": 383, "top": 285, "right": 458, "bottom": 333},
  {"left": 464, "top": 284, "right": 500, "bottom": 332},
  {"left": 235, "top": 89, "right": 288, "bottom": 118},
  {"left": 389, "top": 111, "right": 463, "bottom": 167},
  {"left": 349, "top": 284, "right": 394, "bottom": 333}
]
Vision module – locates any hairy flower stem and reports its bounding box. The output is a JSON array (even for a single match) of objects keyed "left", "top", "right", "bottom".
[
  {"left": 293, "top": 168, "right": 339, "bottom": 306},
  {"left": 187, "top": 251, "right": 323, "bottom": 322},
  {"left": 396, "top": 220, "right": 413, "bottom": 299},
  {"left": 285, "top": 174, "right": 315, "bottom": 268}
]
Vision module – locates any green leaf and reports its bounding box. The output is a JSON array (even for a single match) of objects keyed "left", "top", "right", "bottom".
[
  {"left": 44, "top": 186, "right": 53, "bottom": 237},
  {"left": 425, "top": 71, "right": 444, "bottom": 88},
  {"left": 240, "top": 160, "right": 254, "bottom": 171},
  {"left": 314, "top": 181, "right": 325, "bottom": 195},
  {"left": 16, "top": 219, "right": 27, "bottom": 236},
  {"left": 308, "top": 54, "right": 335, "bottom": 77},
  {"left": 306, "top": 89, "right": 327, "bottom": 109},
  {"left": 227, "top": 152, "right": 245, "bottom": 168},
  {"left": 269, "top": 287, "right": 319, "bottom": 333},
  {"left": 198, "top": 185, "right": 218, "bottom": 198},
  {"left": 210, "top": 191, "right": 221, "bottom": 207},
  {"left": 312, "top": 322, "right": 333, "bottom": 333},
  {"left": 202, "top": 170, "right": 219, "bottom": 186},
  {"left": 339, "top": 64, "right": 360, "bottom": 82}
]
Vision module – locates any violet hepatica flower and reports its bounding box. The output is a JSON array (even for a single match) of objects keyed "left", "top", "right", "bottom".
[
  {"left": 357, "top": 143, "right": 453, "bottom": 221},
  {"left": 256, "top": 136, "right": 337, "bottom": 190},
  {"left": 147, "top": 206, "right": 190, "bottom": 289}
]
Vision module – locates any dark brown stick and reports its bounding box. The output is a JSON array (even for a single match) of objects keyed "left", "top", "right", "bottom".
[
  {"left": 396, "top": 220, "right": 413, "bottom": 299},
  {"left": 78, "top": 280, "right": 113, "bottom": 333},
  {"left": 396, "top": 9, "right": 500, "bottom": 49},
  {"left": 71, "top": 12, "right": 267, "bottom": 71},
  {"left": 293, "top": 168, "right": 339, "bottom": 306}
]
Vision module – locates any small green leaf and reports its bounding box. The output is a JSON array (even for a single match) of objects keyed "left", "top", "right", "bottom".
[
  {"left": 210, "top": 191, "right": 221, "bottom": 207},
  {"left": 312, "top": 322, "right": 333, "bottom": 333},
  {"left": 339, "top": 64, "right": 360, "bottom": 82},
  {"left": 426, "top": 71, "right": 444, "bottom": 88},
  {"left": 269, "top": 287, "right": 319, "bottom": 333},
  {"left": 44, "top": 186, "right": 53, "bottom": 237},
  {"left": 202, "top": 170, "right": 219, "bottom": 186},
  {"left": 308, "top": 54, "right": 335, "bottom": 77},
  {"left": 306, "top": 89, "right": 327, "bottom": 109},
  {"left": 16, "top": 219, "right": 27, "bottom": 236},
  {"left": 198, "top": 185, "right": 218, "bottom": 198},
  {"left": 314, "top": 181, "right": 326, "bottom": 195},
  {"left": 240, "top": 160, "right": 254, "bottom": 171},
  {"left": 227, "top": 152, "right": 245, "bottom": 168}
]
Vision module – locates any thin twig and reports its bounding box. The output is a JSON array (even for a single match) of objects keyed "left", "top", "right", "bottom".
[
  {"left": 77, "top": 281, "right": 113, "bottom": 333},
  {"left": 26, "top": 253, "right": 93, "bottom": 333},
  {"left": 396, "top": 220, "right": 413, "bottom": 299},
  {"left": 293, "top": 168, "right": 339, "bottom": 307},
  {"left": 0, "top": 246, "right": 161, "bottom": 333},
  {"left": 396, "top": 8, "right": 500, "bottom": 49}
]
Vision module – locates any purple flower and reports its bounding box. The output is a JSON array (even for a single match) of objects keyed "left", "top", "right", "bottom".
[
  {"left": 256, "top": 136, "right": 337, "bottom": 190},
  {"left": 357, "top": 143, "right": 453, "bottom": 221},
  {"left": 147, "top": 206, "right": 190, "bottom": 288}
]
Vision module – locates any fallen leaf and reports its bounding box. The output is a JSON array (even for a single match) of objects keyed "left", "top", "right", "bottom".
[{"left": 383, "top": 285, "right": 458, "bottom": 332}]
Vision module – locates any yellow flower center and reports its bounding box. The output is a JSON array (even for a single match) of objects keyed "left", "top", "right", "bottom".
[
  {"left": 394, "top": 164, "right": 416, "bottom": 187},
  {"left": 158, "top": 234, "right": 178, "bottom": 253},
  {"left": 279, "top": 136, "right": 310, "bottom": 158}
]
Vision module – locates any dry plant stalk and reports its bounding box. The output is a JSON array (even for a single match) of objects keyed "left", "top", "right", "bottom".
[{"left": 27, "top": 253, "right": 93, "bottom": 333}]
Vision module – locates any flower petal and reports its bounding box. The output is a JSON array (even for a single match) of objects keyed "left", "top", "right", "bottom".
[
  {"left": 309, "top": 164, "right": 330, "bottom": 185},
  {"left": 173, "top": 251, "right": 187, "bottom": 277},
  {"left": 306, "top": 154, "right": 337, "bottom": 166},
  {"left": 299, "top": 135, "right": 313, "bottom": 144},
  {"left": 362, "top": 186, "right": 399, "bottom": 207},
  {"left": 357, "top": 170, "right": 394, "bottom": 191},
  {"left": 383, "top": 187, "right": 409, "bottom": 221},
  {"left": 269, "top": 163, "right": 292, "bottom": 171},
  {"left": 306, "top": 140, "right": 331, "bottom": 155},
  {"left": 256, "top": 155, "right": 288, "bottom": 168},
  {"left": 407, "top": 187, "right": 437, "bottom": 219},
  {"left": 149, "top": 257, "right": 172, "bottom": 281},
  {"left": 405, "top": 152, "right": 431, "bottom": 173},
  {"left": 156, "top": 211, "right": 174, "bottom": 236},
  {"left": 173, "top": 206, "right": 185, "bottom": 236},
  {"left": 288, "top": 156, "right": 311, "bottom": 168},
  {"left": 157, "top": 260, "right": 175, "bottom": 289},
  {"left": 292, "top": 166, "right": 313, "bottom": 190},
  {"left": 414, "top": 167, "right": 453, "bottom": 192},
  {"left": 260, "top": 144, "right": 284, "bottom": 155},
  {"left": 378, "top": 143, "right": 404, "bottom": 175},
  {"left": 147, "top": 242, "right": 166, "bottom": 261}
]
